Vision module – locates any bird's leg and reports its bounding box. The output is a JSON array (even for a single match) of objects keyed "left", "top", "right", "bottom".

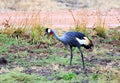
[
  {"left": 70, "top": 46, "right": 73, "bottom": 66},
  {"left": 79, "top": 48, "right": 85, "bottom": 69}
]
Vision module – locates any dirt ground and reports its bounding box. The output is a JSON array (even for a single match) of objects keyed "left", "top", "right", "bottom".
[
  {"left": 0, "top": 0, "right": 120, "bottom": 11},
  {"left": 0, "top": 32, "right": 120, "bottom": 79}
]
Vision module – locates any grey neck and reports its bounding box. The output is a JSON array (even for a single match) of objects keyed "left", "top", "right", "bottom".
[{"left": 52, "top": 30, "right": 61, "bottom": 41}]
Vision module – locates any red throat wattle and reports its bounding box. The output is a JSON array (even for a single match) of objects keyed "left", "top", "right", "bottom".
[{"left": 50, "top": 32, "right": 53, "bottom": 35}]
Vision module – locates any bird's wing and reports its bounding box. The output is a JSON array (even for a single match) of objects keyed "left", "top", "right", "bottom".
[
  {"left": 60, "top": 32, "right": 86, "bottom": 46},
  {"left": 65, "top": 32, "right": 86, "bottom": 39}
]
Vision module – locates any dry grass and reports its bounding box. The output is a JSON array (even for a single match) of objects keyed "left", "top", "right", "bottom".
[
  {"left": 93, "top": 10, "right": 108, "bottom": 38},
  {"left": 69, "top": 9, "right": 88, "bottom": 34},
  {"left": 94, "top": 26, "right": 107, "bottom": 38},
  {"left": 30, "top": 25, "right": 45, "bottom": 43},
  {"left": 69, "top": 9, "right": 108, "bottom": 37}
]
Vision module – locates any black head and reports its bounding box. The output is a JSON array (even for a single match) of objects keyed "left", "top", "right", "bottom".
[
  {"left": 45, "top": 28, "right": 53, "bottom": 35},
  {"left": 85, "top": 40, "right": 94, "bottom": 49},
  {"left": 82, "top": 37, "right": 94, "bottom": 50}
]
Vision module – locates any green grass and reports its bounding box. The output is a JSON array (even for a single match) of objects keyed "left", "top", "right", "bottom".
[
  {"left": 94, "top": 25, "right": 107, "bottom": 38},
  {"left": 0, "top": 34, "right": 28, "bottom": 53},
  {"left": 0, "top": 72, "right": 42, "bottom": 83},
  {"left": 0, "top": 71, "right": 119, "bottom": 83},
  {"left": 0, "top": 28, "right": 120, "bottom": 83}
]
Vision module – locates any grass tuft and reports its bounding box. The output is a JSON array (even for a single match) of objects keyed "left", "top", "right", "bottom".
[
  {"left": 94, "top": 25, "right": 107, "bottom": 38},
  {"left": 74, "top": 25, "right": 87, "bottom": 35},
  {"left": 30, "top": 25, "right": 45, "bottom": 44}
]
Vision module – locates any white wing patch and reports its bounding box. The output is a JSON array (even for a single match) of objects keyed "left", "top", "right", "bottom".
[{"left": 76, "top": 37, "right": 86, "bottom": 45}]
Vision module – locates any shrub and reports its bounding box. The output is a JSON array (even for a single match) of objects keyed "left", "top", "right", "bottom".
[
  {"left": 30, "top": 25, "right": 45, "bottom": 44},
  {"left": 94, "top": 25, "right": 107, "bottom": 38},
  {"left": 74, "top": 25, "right": 87, "bottom": 35},
  {"left": 69, "top": 9, "right": 88, "bottom": 35}
]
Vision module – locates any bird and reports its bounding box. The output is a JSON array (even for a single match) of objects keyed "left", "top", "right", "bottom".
[{"left": 45, "top": 28, "right": 93, "bottom": 69}]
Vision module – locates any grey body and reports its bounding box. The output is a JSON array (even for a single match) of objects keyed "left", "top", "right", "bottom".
[{"left": 45, "top": 28, "right": 93, "bottom": 69}]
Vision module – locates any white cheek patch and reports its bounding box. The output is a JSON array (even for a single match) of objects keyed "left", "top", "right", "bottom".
[
  {"left": 76, "top": 37, "right": 86, "bottom": 45},
  {"left": 48, "top": 29, "right": 51, "bottom": 33}
]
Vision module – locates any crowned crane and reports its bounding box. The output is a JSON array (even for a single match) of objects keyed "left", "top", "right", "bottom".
[{"left": 45, "top": 28, "right": 93, "bottom": 69}]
